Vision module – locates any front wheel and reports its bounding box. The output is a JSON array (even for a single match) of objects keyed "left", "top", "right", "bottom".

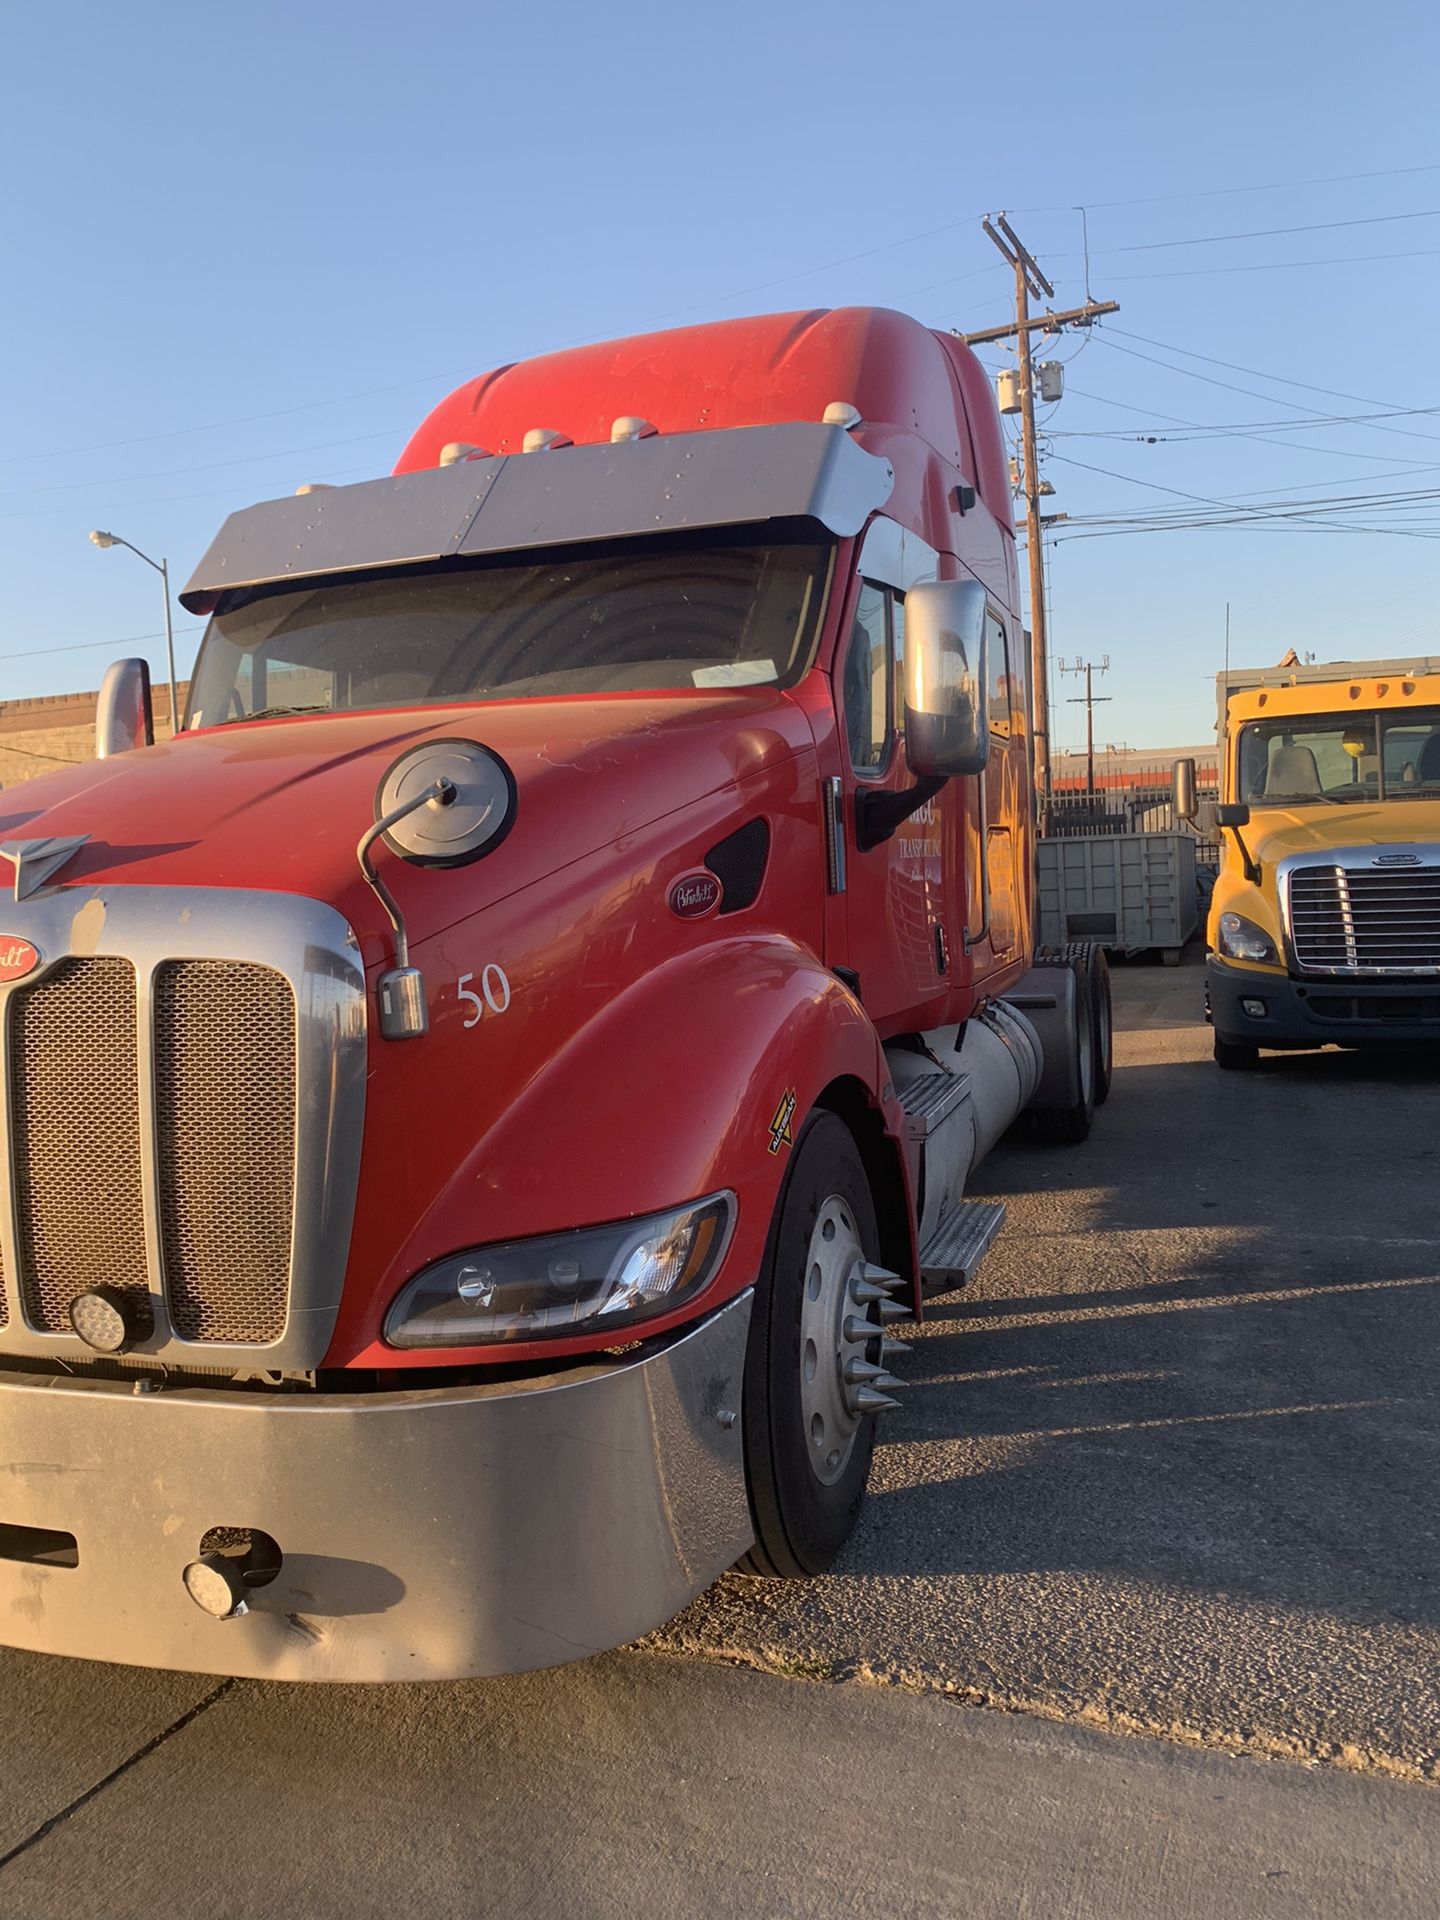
[
  {"left": 740, "top": 1111, "right": 898, "bottom": 1578},
  {"left": 1214, "top": 1035, "right": 1259, "bottom": 1071}
]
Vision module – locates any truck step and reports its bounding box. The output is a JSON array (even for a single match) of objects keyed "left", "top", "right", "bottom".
[
  {"left": 894, "top": 1069, "right": 971, "bottom": 1139},
  {"left": 919, "top": 1200, "right": 1006, "bottom": 1294}
]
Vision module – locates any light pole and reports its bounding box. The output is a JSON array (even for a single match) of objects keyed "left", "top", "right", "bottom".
[{"left": 88, "top": 531, "right": 180, "bottom": 736}]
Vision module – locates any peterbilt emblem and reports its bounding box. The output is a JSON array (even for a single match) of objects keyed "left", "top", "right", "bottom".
[
  {"left": 0, "top": 937, "right": 40, "bottom": 982},
  {"left": 1373, "top": 854, "right": 1422, "bottom": 866},
  {"left": 668, "top": 871, "right": 724, "bottom": 919}
]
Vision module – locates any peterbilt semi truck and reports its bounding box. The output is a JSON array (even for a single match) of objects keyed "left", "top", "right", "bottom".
[
  {"left": 1176, "top": 655, "right": 1440, "bottom": 1067},
  {"left": 0, "top": 307, "right": 1108, "bottom": 1680}
]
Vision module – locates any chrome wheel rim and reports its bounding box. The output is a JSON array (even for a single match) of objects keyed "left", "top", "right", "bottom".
[{"left": 798, "top": 1194, "right": 877, "bottom": 1487}]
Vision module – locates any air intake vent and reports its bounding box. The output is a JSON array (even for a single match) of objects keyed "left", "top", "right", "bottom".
[{"left": 705, "top": 819, "right": 770, "bottom": 914}]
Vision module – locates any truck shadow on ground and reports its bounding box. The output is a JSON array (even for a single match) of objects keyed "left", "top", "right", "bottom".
[{"left": 853, "top": 1045, "right": 1440, "bottom": 1632}]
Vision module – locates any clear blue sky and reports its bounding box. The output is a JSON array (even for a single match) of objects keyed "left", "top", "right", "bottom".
[{"left": 3, "top": 0, "right": 1437, "bottom": 756}]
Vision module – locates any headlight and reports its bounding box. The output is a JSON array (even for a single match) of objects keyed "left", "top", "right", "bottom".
[
  {"left": 384, "top": 1193, "right": 735, "bottom": 1349},
  {"left": 1217, "top": 910, "right": 1278, "bottom": 965}
]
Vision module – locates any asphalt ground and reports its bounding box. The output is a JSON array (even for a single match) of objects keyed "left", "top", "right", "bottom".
[
  {"left": 659, "top": 954, "right": 1440, "bottom": 1781},
  {"left": 3, "top": 952, "right": 1438, "bottom": 1915}
]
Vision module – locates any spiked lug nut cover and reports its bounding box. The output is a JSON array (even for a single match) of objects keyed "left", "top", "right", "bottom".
[
  {"left": 843, "top": 1313, "right": 882, "bottom": 1344},
  {"left": 850, "top": 1277, "right": 891, "bottom": 1305},
  {"left": 858, "top": 1263, "right": 904, "bottom": 1293},
  {"left": 68, "top": 1285, "right": 141, "bottom": 1354},
  {"left": 854, "top": 1385, "right": 901, "bottom": 1414}
]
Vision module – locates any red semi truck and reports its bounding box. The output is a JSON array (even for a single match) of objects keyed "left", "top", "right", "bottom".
[{"left": 0, "top": 307, "right": 1107, "bottom": 1678}]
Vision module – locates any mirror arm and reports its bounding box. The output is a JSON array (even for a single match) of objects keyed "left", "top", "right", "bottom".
[
  {"left": 855, "top": 773, "right": 947, "bottom": 853},
  {"left": 1228, "top": 825, "right": 1261, "bottom": 886}
]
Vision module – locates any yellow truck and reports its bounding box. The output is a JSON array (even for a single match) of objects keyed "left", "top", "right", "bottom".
[{"left": 1175, "top": 656, "right": 1440, "bottom": 1069}]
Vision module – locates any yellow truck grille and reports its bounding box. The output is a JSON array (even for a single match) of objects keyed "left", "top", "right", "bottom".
[{"left": 1287, "top": 862, "right": 1440, "bottom": 975}]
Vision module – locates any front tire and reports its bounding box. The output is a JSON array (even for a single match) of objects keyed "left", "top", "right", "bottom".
[
  {"left": 740, "top": 1112, "right": 887, "bottom": 1578},
  {"left": 1214, "top": 1035, "right": 1259, "bottom": 1070}
]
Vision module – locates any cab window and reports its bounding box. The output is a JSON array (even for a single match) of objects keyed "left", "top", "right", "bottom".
[
  {"left": 985, "top": 613, "right": 1011, "bottom": 737},
  {"left": 843, "top": 584, "right": 892, "bottom": 775}
]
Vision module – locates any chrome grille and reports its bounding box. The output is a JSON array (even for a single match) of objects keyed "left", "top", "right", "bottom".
[
  {"left": 0, "top": 888, "right": 363, "bottom": 1371},
  {"left": 1288, "top": 862, "right": 1440, "bottom": 975},
  {"left": 155, "top": 962, "right": 296, "bottom": 1343},
  {"left": 10, "top": 959, "right": 151, "bottom": 1334}
]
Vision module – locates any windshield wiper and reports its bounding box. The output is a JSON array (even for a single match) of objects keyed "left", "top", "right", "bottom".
[{"left": 242, "top": 704, "right": 331, "bottom": 722}]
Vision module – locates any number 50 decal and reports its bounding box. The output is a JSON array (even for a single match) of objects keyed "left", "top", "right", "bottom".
[{"left": 458, "top": 964, "right": 512, "bottom": 1028}]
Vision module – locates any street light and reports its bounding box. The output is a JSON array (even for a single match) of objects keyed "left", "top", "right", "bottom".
[{"left": 88, "top": 530, "right": 179, "bottom": 737}]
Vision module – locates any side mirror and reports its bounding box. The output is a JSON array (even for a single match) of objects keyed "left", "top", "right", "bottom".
[
  {"left": 96, "top": 658, "right": 155, "bottom": 759},
  {"left": 1215, "top": 802, "right": 1250, "bottom": 828},
  {"left": 903, "top": 578, "right": 989, "bottom": 779},
  {"left": 1172, "top": 757, "right": 1197, "bottom": 821}
]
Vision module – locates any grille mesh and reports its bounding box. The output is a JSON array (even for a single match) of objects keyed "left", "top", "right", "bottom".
[
  {"left": 11, "top": 959, "right": 150, "bottom": 1333},
  {"left": 155, "top": 962, "right": 296, "bottom": 1343},
  {"left": 1289, "top": 864, "right": 1440, "bottom": 974}
]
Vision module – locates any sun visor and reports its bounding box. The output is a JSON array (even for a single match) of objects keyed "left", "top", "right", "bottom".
[{"left": 180, "top": 423, "right": 895, "bottom": 613}]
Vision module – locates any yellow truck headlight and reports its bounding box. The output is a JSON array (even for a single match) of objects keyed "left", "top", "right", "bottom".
[{"left": 1217, "top": 911, "right": 1278, "bottom": 965}]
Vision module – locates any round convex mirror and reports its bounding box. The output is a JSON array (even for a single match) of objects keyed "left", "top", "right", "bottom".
[{"left": 375, "top": 738, "right": 517, "bottom": 867}]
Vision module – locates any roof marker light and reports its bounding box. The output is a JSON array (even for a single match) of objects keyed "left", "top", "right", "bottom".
[
  {"left": 295, "top": 482, "right": 336, "bottom": 496},
  {"left": 522, "top": 428, "right": 573, "bottom": 452},
  {"left": 823, "top": 401, "right": 863, "bottom": 430},
  {"left": 439, "top": 441, "right": 495, "bottom": 467},
  {"left": 610, "top": 416, "right": 658, "bottom": 442}
]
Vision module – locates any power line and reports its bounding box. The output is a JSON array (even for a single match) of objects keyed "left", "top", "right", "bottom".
[
  {"left": 1067, "top": 206, "right": 1440, "bottom": 257},
  {"left": 1011, "top": 160, "right": 1440, "bottom": 214},
  {"left": 0, "top": 625, "right": 204, "bottom": 666},
  {"left": 4, "top": 214, "right": 994, "bottom": 466},
  {"left": 1053, "top": 404, "right": 1440, "bottom": 441},
  {"left": 1091, "top": 336, "right": 1440, "bottom": 449},
  {"left": 1110, "top": 245, "right": 1440, "bottom": 281},
  {"left": 1058, "top": 380, "right": 1440, "bottom": 467},
  {"left": 1047, "top": 452, "right": 1440, "bottom": 541},
  {"left": 1105, "top": 325, "right": 1434, "bottom": 416},
  {"left": 0, "top": 429, "right": 403, "bottom": 502}
]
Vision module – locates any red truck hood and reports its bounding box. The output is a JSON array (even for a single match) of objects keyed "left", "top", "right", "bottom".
[{"left": 0, "top": 691, "right": 814, "bottom": 957}]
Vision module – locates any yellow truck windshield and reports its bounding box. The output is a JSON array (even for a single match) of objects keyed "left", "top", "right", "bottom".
[{"left": 1237, "top": 710, "right": 1440, "bottom": 805}]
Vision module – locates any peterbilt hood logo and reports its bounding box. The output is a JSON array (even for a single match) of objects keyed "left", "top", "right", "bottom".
[
  {"left": 668, "top": 871, "right": 724, "bottom": 919},
  {"left": 0, "top": 938, "right": 41, "bottom": 982}
]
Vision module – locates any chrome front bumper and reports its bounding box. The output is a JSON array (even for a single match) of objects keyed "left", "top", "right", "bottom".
[{"left": 0, "top": 1292, "right": 753, "bottom": 1682}]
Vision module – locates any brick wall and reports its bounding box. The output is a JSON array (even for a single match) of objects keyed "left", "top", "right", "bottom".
[{"left": 0, "top": 684, "right": 184, "bottom": 787}]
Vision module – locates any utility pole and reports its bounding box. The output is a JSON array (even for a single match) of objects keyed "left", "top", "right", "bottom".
[
  {"left": 959, "top": 218, "right": 1118, "bottom": 829},
  {"left": 1060, "top": 656, "right": 1111, "bottom": 800}
]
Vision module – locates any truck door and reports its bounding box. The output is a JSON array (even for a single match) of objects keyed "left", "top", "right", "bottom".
[
  {"left": 834, "top": 576, "right": 958, "bottom": 1034},
  {"left": 966, "top": 607, "right": 1021, "bottom": 971}
]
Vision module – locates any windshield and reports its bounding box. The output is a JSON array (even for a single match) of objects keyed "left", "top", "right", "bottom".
[
  {"left": 185, "top": 532, "right": 831, "bottom": 728},
  {"left": 1237, "top": 710, "right": 1440, "bottom": 806}
]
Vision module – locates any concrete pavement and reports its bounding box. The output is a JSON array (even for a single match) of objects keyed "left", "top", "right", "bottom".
[
  {"left": 658, "top": 956, "right": 1440, "bottom": 1780},
  {"left": 1, "top": 1650, "right": 1437, "bottom": 1918}
]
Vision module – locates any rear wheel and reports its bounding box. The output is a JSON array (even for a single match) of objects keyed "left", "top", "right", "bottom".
[
  {"left": 1028, "top": 957, "right": 1097, "bottom": 1145},
  {"left": 1214, "top": 1035, "right": 1259, "bottom": 1071},
  {"left": 1037, "top": 943, "right": 1112, "bottom": 1105},
  {"left": 740, "top": 1111, "right": 897, "bottom": 1578}
]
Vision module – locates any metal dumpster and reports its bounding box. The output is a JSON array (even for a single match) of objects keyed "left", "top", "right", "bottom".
[{"left": 1037, "top": 832, "right": 1199, "bottom": 957}]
